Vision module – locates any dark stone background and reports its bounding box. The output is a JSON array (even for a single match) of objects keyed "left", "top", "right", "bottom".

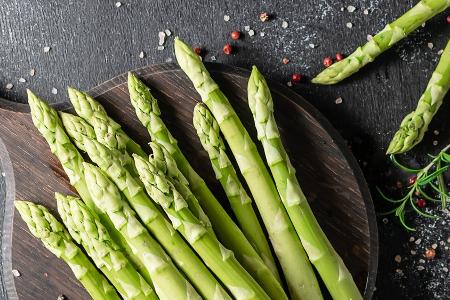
[{"left": 1, "top": 0, "right": 449, "bottom": 298}]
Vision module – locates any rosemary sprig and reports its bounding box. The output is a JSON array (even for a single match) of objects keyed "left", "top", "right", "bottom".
[{"left": 379, "top": 144, "right": 450, "bottom": 231}]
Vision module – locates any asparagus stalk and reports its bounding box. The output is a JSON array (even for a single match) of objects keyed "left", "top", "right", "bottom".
[
  {"left": 193, "top": 103, "right": 278, "bottom": 276},
  {"left": 26, "top": 90, "right": 152, "bottom": 285},
  {"left": 81, "top": 138, "right": 230, "bottom": 300},
  {"left": 128, "top": 72, "right": 286, "bottom": 297},
  {"left": 82, "top": 163, "right": 201, "bottom": 300},
  {"left": 312, "top": 0, "right": 450, "bottom": 84},
  {"left": 56, "top": 193, "right": 157, "bottom": 300},
  {"left": 387, "top": 39, "right": 450, "bottom": 154},
  {"left": 15, "top": 201, "right": 120, "bottom": 300},
  {"left": 60, "top": 111, "right": 140, "bottom": 178},
  {"left": 149, "top": 141, "right": 214, "bottom": 236},
  {"left": 134, "top": 154, "right": 271, "bottom": 300},
  {"left": 67, "top": 87, "right": 147, "bottom": 157},
  {"left": 175, "top": 37, "right": 322, "bottom": 300},
  {"left": 248, "top": 66, "right": 362, "bottom": 300}
]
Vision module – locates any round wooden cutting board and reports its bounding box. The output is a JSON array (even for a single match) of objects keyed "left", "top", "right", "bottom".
[{"left": 0, "top": 63, "right": 378, "bottom": 299}]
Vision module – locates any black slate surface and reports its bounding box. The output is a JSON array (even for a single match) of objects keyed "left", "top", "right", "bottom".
[{"left": 0, "top": 0, "right": 449, "bottom": 299}]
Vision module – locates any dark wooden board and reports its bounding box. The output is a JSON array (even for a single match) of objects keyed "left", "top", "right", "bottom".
[{"left": 0, "top": 63, "right": 378, "bottom": 299}]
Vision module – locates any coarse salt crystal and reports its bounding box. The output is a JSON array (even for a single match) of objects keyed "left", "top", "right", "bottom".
[
  {"left": 444, "top": 267, "right": 449, "bottom": 272},
  {"left": 1, "top": 172, "right": 5, "bottom": 177},
  {"left": 244, "top": 26, "right": 250, "bottom": 32},
  {"left": 43, "top": 46, "right": 51, "bottom": 53},
  {"left": 281, "top": 21, "right": 288, "bottom": 29},
  {"left": 165, "top": 57, "right": 173, "bottom": 63},
  {"left": 417, "top": 266, "right": 425, "bottom": 271},
  {"left": 438, "top": 49, "right": 444, "bottom": 55},
  {"left": 260, "top": 32, "right": 265, "bottom": 37},
  {"left": 115, "top": 2, "right": 122, "bottom": 7},
  {"left": 158, "top": 31, "right": 166, "bottom": 46},
  {"left": 347, "top": 5, "right": 356, "bottom": 12},
  {"left": 223, "top": 15, "right": 230, "bottom": 22},
  {"left": 309, "top": 43, "right": 315, "bottom": 48},
  {"left": 382, "top": 218, "right": 388, "bottom": 224},
  {"left": 411, "top": 250, "right": 417, "bottom": 255},
  {"left": 164, "top": 29, "right": 172, "bottom": 36},
  {"left": 395, "top": 268, "right": 403, "bottom": 275},
  {"left": 394, "top": 255, "right": 401, "bottom": 263},
  {"left": 363, "top": 9, "right": 369, "bottom": 15},
  {"left": 19, "top": 78, "right": 26, "bottom": 83},
  {"left": 434, "top": 130, "right": 440, "bottom": 135},
  {"left": 157, "top": 46, "right": 164, "bottom": 51},
  {"left": 432, "top": 244, "right": 438, "bottom": 249},
  {"left": 433, "top": 140, "right": 438, "bottom": 146},
  {"left": 419, "top": 259, "right": 425, "bottom": 264},
  {"left": 51, "top": 88, "right": 58, "bottom": 95},
  {"left": 422, "top": 22, "right": 426, "bottom": 27},
  {"left": 5, "top": 83, "right": 13, "bottom": 90},
  {"left": 409, "top": 237, "right": 415, "bottom": 242},
  {"left": 346, "top": 22, "right": 353, "bottom": 29},
  {"left": 367, "top": 34, "right": 373, "bottom": 41},
  {"left": 340, "top": 7, "right": 345, "bottom": 11},
  {"left": 427, "top": 42, "right": 434, "bottom": 49},
  {"left": 415, "top": 238, "right": 422, "bottom": 245},
  {"left": 139, "top": 51, "right": 145, "bottom": 58},
  {"left": 440, "top": 241, "right": 445, "bottom": 245},
  {"left": 12, "top": 269, "right": 20, "bottom": 277},
  {"left": 287, "top": 81, "right": 292, "bottom": 87},
  {"left": 29, "top": 69, "right": 35, "bottom": 76},
  {"left": 248, "top": 29, "right": 255, "bottom": 37},
  {"left": 211, "top": 56, "right": 216, "bottom": 61},
  {"left": 335, "top": 97, "right": 343, "bottom": 104}
]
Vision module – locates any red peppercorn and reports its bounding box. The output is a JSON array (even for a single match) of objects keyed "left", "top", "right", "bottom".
[
  {"left": 323, "top": 57, "right": 333, "bottom": 67},
  {"left": 408, "top": 175, "right": 417, "bottom": 185},
  {"left": 425, "top": 248, "right": 436, "bottom": 260},
  {"left": 447, "top": 15, "right": 450, "bottom": 24},
  {"left": 193, "top": 47, "right": 202, "bottom": 56},
  {"left": 336, "top": 53, "right": 344, "bottom": 61},
  {"left": 231, "top": 31, "right": 241, "bottom": 40},
  {"left": 259, "top": 12, "right": 270, "bottom": 22},
  {"left": 416, "top": 198, "right": 426, "bottom": 208},
  {"left": 223, "top": 44, "right": 232, "bottom": 55},
  {"left": 291, "top": 73, "right": 302, "bottom": 83}
]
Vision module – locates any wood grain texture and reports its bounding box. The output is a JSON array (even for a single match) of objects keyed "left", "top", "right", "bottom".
[{"left": 0, "top": 63, "right": 377, "bottom": 299}]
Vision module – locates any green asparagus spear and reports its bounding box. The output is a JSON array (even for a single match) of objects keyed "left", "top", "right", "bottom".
[
  {"left": 193, "top": 103, "right": 278, "bottom": 276},
  {"left": 60, "top": 111, "right": 140, "bottom": 178},
  {"left": 148, "top": 141, "right": 214, "bottom": 236},
  {"left": 248, "top": 66, "right": 362, "bottom": 300},
  {"left": 82, "top": 163, "right": 200, "bottom": 300},
  {"left": 312, "top": 0, "right": 450, "bottom": 84},
  {"left": 175, "top": 37, "right": 322, "bottom": 300},
  {"left": 387, "top": 39, "right": 450, "bottom": 154},
  {"left": 26, "top": 90, "right": 152, "bottom": 285},
  {"left": 128, "top": 72, "right": 287, "bottom": 298},
  {"left": 56, "top": 193, "right": 157, "bottom": 300},
  {"left": 67, "top": 87, "right": 147, "bottom": 157},
  {"left": 82, "top": 138, "right": 230, "bottom": 300},
  {"left": 134, "top": 154, "right": 271, "bottom": 300},
  {"left": 15, "top": 201, "right": 120, "bottom": 300}
]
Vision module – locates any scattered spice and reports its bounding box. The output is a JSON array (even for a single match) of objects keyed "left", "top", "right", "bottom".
[
  {"left": 408, "top": 175, "right": 417, "bottom": 185},
  {"left": 5, "top": 83, "right": 13, "bottom": 90},
  {"left": 158, "top": 31, "right": 166, "bottom": 46},
  {"left": 29, "top": 69, "right": 36, "bottom": 76},
  {"left": 416, "top": 198, "right": 426, "bottom": 208},
  {"left": 336, "top": 53, "right": 344, "bottom": 61},
  {"left": 282, "top": 57, "right": 290, "bottom": 65},
  {"left": 425, "top": 248, "right": 436, "bottom": 259},
  {"left": 19, "top": 78, "right": 26, "bottom": 83},
  {"left": 447, "top": 15, "right": 450, "bottom": 24},
  {"left": 139, "top": 51, "right": 145, "bottom": 58},
  {"left": 223, "top": 15, "right": 230, "bottom": 22},
  {"left": 291, "top": 73, "right": 302, "bottom": 83},
  {"left": 43, "top": 46, "right": 51, "bottom": 53},
  {"left": 51, "top": 88, "right": 58, "bottom": 95},
  {"left": 335, "top": 97, "right": 343, "bottom": 104},
  {"left": 115, "top": 2, "right": 122, "bottom": 8},
  {"left": 323, "top": 57, "right": 333, "bottom": 67},
  {"left": 12, "top": 269, "right": 20, "bottom": 277},
  {"left": 231, "top": 31, "right": 241, "bottom": 40},
  {"left": 248, "top": 29, "right": 255, "bottom": 37},
  {"left": 281, "top": 21, "right": 289, "bottom": 29},
  {"left": 223, "top": 44, "right": 232, "bottom": 55},
  {"left": 394, "top": 255, "right": 402, "bottom": 263},
  {"left": 427, "top": 42, "right": 434, "bottom": 49},
  {"left": 347, "top": 5, "right": 356, "bottom": 12},
  {"left": 346, "top": 22, "right": 353, "bottom": 29},
  {"left": 259, "top": 12, "right": 269, "bottom": 22}
]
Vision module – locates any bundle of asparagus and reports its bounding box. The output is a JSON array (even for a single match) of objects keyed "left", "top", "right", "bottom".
[{"left": 18, "top": 38, "right": 363, "bottom": 300}]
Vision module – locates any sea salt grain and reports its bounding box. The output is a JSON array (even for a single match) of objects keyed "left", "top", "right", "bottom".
[
  {"left": 157, "top": 46, "right": 164, "bottom": 51},
  {"left": 444, "top": 267, "right": 449, "bottom": 272},
  {"left": 158, "top": 31, "right": 166, "bottom": 46},
  {"left": 347, "top": 6, "right": 356, "bottom": 12},
  {"left": 12, "top": 269, "right": 20, "bottom": 277},
  {"left": 139, "top": 51, "right": 145, "bottom": 58},
  {"left": 415, "top": 238, "right": 422, "bottom": 245},
  {"left": 363, "top": 9, "right": 369, "bottom": 15},
  {"left": 5, "top": 83, "right": 13, "bottom": 90},
  {"left": 438, "top": 49, "right": 444, "bottom": 55},
  {"left": 346, "top": 22, "right": 353, "bottom": 29},
  {"left": 417, "top": 266, "right": 425, "bottom": 271},
  {"left": 287, "top": 81, "right": 292, "bottom": 87},
  {"left": 411, "top": 250, "right": 417, "bottom": 255},
  {"left": 164, "top": 29, "right": 172, "bottom": 36},
  {"left": 43, "top": 46, "right": 51, "bottom": 53},
  {"left": 115, "top": 2, "right": 122, "bottom": 7},
  {"left": 335, "top": 97, "right": 343, "bottom": 104},
  {"left": 52, "top": 88, "right": 58, "bottom": 95},
  {"left": 260, "top": 32, "right": 265, "bottom": 37},
  {"left": 367, "top": 34, "right": 373, "bottom": 41},
  {"left": 210, "top": 56, "right": 216, "bottom": 61},
  {"left": 309, "top": 43, "right": 315, "bottom": 49},
  {"left": 409, "top": 237, "right": 415, "bottom": 242},
  {"left": 248, "top": 30, "right": 255, "bottom": 37},
  {"left": 427, "top": 43, "right": 434, "bottom": 49},
  {"left": 281, "top": 21, "right": 289, "bottom": 29},
  {"left": 419, "top": 259, "right": 425, "bottom": 264},
  {"left": 382, "top": 218, "right": 388, "bottom": 224},
  {"left": 433, "top": 140, "right": 439, "bottom": 146},
  {"left": 244, "top": 26, "right": 250, "bottom": 32},
  {"left": 434, "top": 130, "right": 440, "bottom": 135},
  {"left": 223, "top": 15, "right": 230, "bottom": 22},
  {"left": 432, "top": 244, "right": 438, "bottom": 249},
  {"left": 29, "top": 69, "right": 35, "bottom": 76},
  {"left": 19, "top": 78, "right": 26, "bottom": 83}
]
